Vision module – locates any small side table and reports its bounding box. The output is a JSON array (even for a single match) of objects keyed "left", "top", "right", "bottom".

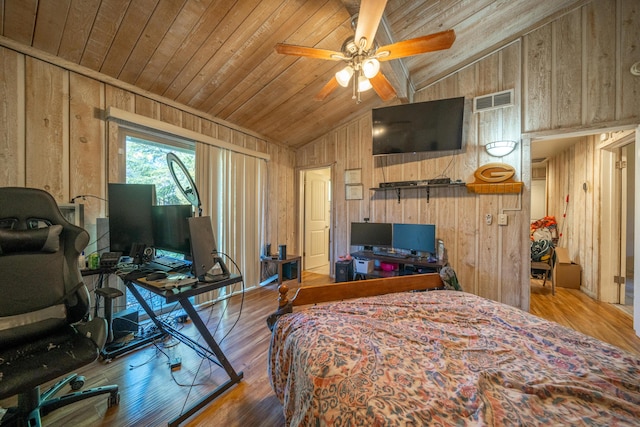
[{"left": 260, "top": 255, "right": 302, "bottom": 286}]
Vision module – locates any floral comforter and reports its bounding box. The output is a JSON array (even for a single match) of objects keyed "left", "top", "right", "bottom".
[{"left": 268, "top": 290, "right": 640, "bottom": 426}]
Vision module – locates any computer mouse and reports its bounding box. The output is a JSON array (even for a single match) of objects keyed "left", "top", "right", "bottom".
[{"left": 146, "top": 271, "right": 168, "bottom": 281}]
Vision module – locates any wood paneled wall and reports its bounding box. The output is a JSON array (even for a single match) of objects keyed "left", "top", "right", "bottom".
[
  {"left": 297, "top": 42, "right": 528, "bottom": 308},
  {"left": 0, "top": 46, "right": 297, "bottom": 287},
  {"left": 526, "top": 0, "right": 639, "bottom": 302},
  {"left": 296, "top": 0, "right": 639, "bottom": 309},
  {"left": 523, "top": 0, "right": 639, "bottom": 131}
]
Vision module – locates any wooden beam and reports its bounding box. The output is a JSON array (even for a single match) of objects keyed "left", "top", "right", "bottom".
[{"left": 376, "top": 15, "right": 412, "bottom": 103}]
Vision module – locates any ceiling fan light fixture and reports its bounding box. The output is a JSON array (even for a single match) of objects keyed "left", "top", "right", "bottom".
[
  {"left": 362, "top": 58, "right": 380, "bottom": 78},
  {"left": 358, "top": 75, "right": 372, "bottom": 92},
  {"left": 336, "top": 66, "right": 354, "bottom": 87}
]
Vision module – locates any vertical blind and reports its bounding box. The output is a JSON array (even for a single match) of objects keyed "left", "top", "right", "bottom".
[{"left": 195, "top": 142, "right": 266, "bottom": 304}]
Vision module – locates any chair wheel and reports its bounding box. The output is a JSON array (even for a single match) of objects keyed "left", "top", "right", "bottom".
[
  {"left": 108, "top": 391, "right": 121, "bottom": 407},
  {"left": 70, "top": 376, "right": 85, "bottom": 390}
]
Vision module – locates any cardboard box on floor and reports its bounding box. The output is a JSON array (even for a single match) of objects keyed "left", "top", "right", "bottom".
[{"left": 554, "top": 247, "right": 581, "bottom": 289}]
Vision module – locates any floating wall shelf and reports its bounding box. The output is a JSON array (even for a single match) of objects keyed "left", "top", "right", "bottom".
[
  {"left": 371, "top": 182, "right": 467, "bottom": 203},
  {"left": 466, "top": 182, "right": 523, "bottom": 194}
]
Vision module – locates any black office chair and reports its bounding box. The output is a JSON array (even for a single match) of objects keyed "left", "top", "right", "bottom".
[{"left": 0, "top": 187, "right": 119, "bottom": 426}]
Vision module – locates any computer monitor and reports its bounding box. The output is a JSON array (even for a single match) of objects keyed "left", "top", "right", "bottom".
[
  {"left": 107, "top": 183, "right": 156, "bottom": 256},
  {"left": 188, "top": 216, "right": 230, "bottom": 284},
  {"left": 350, "top": 222, "right": 393, "bottom": 249},
  {"left": 392, "top": 223, "right": 436, "bottom": 254},
  {"left": 151, "top": 205, "right": 193, "bottom": 256}
]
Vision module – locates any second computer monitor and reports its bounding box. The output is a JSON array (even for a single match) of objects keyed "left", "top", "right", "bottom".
[
  {"left": 151, "top": 205, "right": 193, "bottom": 256},
  {"left": 392, "top": 223, "right": 436, "bottom": 254}
]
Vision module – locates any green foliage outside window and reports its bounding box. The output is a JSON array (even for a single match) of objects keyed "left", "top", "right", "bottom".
[{"left": 125, "top": 135, "right": 196, "bottom": 206}]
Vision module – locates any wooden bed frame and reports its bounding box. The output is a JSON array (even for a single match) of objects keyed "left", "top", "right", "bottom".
[
  {"left": 268, "top": 273, "right": 640, "bottom": 425},
  {"left": 267, "top": 273, "right": 444, "bottom": 330}
]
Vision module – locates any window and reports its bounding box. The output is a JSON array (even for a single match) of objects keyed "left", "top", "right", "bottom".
[{"left": 121, "top": 129, "right": 196, "bottom": 313}]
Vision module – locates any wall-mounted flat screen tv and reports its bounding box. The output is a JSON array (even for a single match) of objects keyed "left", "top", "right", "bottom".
[{"left": 372, "top": 96, "right": 465, "bottom": 156}]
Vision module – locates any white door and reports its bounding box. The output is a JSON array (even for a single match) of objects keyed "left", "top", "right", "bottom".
[{"left": 304, "top": 169, "right": 331, "bottom": 273}]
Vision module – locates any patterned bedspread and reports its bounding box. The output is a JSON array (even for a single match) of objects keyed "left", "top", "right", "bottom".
[{"left": 268, "top": 290, "right": 640, "bottom": 426}]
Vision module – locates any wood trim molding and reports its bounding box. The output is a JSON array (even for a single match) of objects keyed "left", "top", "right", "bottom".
[{"left": 107, "top": 107, "right": 270, "bottom": 161}]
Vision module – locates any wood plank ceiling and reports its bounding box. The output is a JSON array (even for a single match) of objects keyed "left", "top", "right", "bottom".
[{"left": 0, "top": 0, "right": 586, "bottom": 148}]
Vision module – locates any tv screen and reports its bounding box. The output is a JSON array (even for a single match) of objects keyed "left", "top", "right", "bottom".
[
  {"left": 392, "top": 223, "right": 436, "bottom": 254},
  {"left": 350, "top": 222, "right": 392, "bottom": 248},
  {"left": 151, "top": 205, "right": 193, "bottom": 256},
  {"left": 372, "top": 97, "right": 465, "bottom": 155},
  {"left": 107, "top": 183, "right": 156, "bottom": 255}
]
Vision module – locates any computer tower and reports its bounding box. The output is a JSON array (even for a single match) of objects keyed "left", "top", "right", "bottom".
[
  {"left": 335, "top": 259, "right": 353, "bottom": 282},
  {"left": 96, "top": 217, "right": 110, "bottom": 255},
  {"left": 112, "top": 307, "right": 139, "bottom": 340}
]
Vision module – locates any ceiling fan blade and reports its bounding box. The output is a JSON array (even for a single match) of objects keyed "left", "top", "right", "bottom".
[
  {"left": 355, "top": 0, "right": 388, "bottom": 50},
  {"left": 275, "top": 43, "right": 342, "bottom": 60},
  {"left": 314, "top": 77, "right": 340, "bottom": 101},
  {"left": 377, "top": 29, "right": 456, "bottom": 61},
  {"left": 370, "top": 72, "right": 396, "bottom": 101}
]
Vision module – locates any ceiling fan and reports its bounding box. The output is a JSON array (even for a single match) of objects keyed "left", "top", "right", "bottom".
[{"left": 275, "top": 0, "right": 456, "bottom": 103}]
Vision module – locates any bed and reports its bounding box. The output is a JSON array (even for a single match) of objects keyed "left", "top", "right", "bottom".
[{"left": 268, "top": 274, "right": 640, "bottom": 426}]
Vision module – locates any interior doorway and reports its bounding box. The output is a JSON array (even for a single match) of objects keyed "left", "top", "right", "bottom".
[
  {"left": 619, "top": 142, "right": 635, "bottom": 315},
  {"left": 530, "top": 126, "right": 639, "bottom": 338},
  {"left": 300, "top": 167, "right": 332, "bottom": 275}
]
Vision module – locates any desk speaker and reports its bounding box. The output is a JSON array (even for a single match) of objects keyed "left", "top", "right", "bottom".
[{"left": 335, "top": 260, "right": 353, "bottom": 282}]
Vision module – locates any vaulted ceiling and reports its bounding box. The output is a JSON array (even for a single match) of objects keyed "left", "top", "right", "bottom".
[{"left": 0, "top": 0, "right": 586, "bottom": 148}]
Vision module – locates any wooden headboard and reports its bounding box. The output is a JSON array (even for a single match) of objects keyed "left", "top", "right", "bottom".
[{"left": 267, "top": 273, "right": 444, "bottom": 330}]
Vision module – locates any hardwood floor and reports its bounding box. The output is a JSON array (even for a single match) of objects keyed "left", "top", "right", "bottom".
[{"left": 1, "top": 273, "right": 638, "bottom": 426}]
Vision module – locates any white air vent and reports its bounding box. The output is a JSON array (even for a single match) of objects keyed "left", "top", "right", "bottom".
[{"left": 473, "top": 89, "right": 514, "bottom": 112}]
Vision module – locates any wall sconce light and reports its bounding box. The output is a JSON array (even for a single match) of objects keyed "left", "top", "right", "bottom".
[{"left": 485, "top": 140, "right": 517, "bottom": 157}]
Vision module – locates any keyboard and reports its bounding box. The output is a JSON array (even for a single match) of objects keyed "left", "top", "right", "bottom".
[
  {"left": 374, "top": 251, "right": 408, "bottom": 259},
  {"left": 148, "top": 256, "right": 192, "bottom": 272}
]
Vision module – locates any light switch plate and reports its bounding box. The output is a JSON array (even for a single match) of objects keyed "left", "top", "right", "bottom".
[{"left": 498, "top": 214, "right": 508, "bottom": 226}]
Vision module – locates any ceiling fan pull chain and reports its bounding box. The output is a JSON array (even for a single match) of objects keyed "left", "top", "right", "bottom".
[{"left": 352, "top": 73, "right": 357, "bottom": 100}]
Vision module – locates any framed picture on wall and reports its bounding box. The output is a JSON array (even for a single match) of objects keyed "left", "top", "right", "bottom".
[
  {"left": 344, "top": 168, "right": 362, "bottom": 185},
  {"left": 345, "top": 184, "right": 363, "bottom": 200}
]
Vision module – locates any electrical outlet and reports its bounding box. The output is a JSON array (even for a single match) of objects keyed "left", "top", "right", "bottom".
[
  {"left": 498, "top": 214, "right": 508, "bottom": 226},
  {"left": 485, "top": 214, "right": 492, "bottom": 225}
]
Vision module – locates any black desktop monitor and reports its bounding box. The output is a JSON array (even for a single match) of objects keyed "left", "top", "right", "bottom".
[
  {"left": 151, "top": 205, "right": 193, "bottom": 256},
  {"left": 350, "top": 222, "right": 393, "bottom": 249},
  {"left": 392, "top": 223, "right": 436, "bottom": 254},
  {"left": 107, "top": 183, "right": 156, "bottom": 256}
]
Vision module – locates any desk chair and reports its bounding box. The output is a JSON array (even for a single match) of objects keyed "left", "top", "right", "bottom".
[
  {"left": 0, "top": 187, "right": 119, "bottom": 426},
  {"left": 531, "top": 244, "right": 555, "bottom": 295}
]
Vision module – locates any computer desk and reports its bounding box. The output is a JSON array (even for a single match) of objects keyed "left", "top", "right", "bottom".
[{"left": 120, "top": 271, "right": 244, "bottom": 427}]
